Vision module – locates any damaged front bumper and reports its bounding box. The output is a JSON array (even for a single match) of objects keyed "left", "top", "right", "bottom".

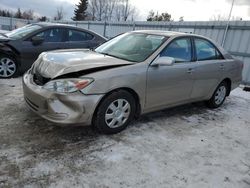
[{"left": 22, "top": 73, "right": 104, "bottom": 125}]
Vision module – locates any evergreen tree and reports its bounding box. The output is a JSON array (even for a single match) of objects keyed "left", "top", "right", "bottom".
[{"left": 72, "top": 0, "right": 88, "bottom": 21}]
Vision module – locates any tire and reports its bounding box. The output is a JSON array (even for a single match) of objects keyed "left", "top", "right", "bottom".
[
  {"left": 93, "top": 90, "right": 136, "bottom": 134},
  {"left": 0, "top": 56, "right": 19, "bottom": 78},
  {"left": 206, "top": 81, "right": 228, "bottom": 108}
]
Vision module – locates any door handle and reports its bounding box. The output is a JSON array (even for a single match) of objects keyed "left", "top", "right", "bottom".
[
  {"left": 220, "top": 64, "right": 225, "bottom": 70},
  {"left": 187, "top": 68, "right": 194, "bottom": 74}
]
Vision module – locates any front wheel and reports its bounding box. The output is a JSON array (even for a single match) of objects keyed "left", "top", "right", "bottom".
[
  {"left": 0, "top": 56, "right": 18, "bottom": 78},
  {"left": 93, "top": 90, "right": 136, "bottom": 134},
  {"left": 206, "top": 81, "right": 228, "bottom": 108}
]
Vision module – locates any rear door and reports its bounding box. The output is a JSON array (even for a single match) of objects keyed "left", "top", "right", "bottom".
[
  {"left": 146, "top": 37, "right": 196, "bottom": 109},
  {"left": 190, "top": 37, "right": 226, "bottom": 99}
]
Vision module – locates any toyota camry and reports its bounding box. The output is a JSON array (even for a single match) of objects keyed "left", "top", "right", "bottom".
[{"left": 23, "top": 30, "right": 243, "bottom": 134}]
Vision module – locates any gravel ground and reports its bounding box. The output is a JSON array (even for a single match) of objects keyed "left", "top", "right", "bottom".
[{"left": 0, "top": 78, "right": 250, "bottom": 188}]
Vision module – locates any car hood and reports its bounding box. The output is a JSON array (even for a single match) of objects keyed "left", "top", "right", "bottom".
[
  {"left": 33, "top": 49, "right": 134, "bottom": 79},
  {"left": 0, "top": 35, "right": 11, "bottom": 42}
]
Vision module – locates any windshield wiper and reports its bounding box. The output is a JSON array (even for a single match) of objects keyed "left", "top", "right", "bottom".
[
  {"left": 99, "top": 52, "right": 118, "bottom": 58},
  {"left": 98, "top": 52, "right": 138, "bottom": 63},
  {"left": 0, "top": 33, "right": 8, "bottom": 38}
]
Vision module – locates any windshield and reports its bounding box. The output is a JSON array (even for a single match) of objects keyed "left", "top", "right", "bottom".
[
  {"left": 6, "top": 24, "right": 42, "bottom": 39},
  {"left": 95, "top": 33, "right": 166, "bottom": 62}
]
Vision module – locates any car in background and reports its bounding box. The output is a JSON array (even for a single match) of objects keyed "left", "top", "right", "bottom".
[
  {"left": 0, "top": 30, "right": 9, "bottom": 34},
  {"left": 23, "top": 30, "right": 243, "bottom": 134},
  {"left": 0, "top": 23, "right": 107, "bottom": 78}
]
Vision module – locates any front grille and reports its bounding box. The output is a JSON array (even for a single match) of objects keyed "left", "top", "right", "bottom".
[{"left": 33, "top": 72, "right": 50, "bottom": 86}]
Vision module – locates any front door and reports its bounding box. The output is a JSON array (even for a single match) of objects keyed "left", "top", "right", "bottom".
[
  {"left": 20, "top": 28, "right": 66, "bottom": 71},
  {"left": 146, "top": 37, "right": 196, "bottom": 110}
]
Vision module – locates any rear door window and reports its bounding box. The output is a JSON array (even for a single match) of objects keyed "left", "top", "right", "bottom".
[
  {"left": 67, "top": 29, "right": 94, "bottom": 42},
  {"left": 195, "top": 38, "right": 223, "bottom": 61}
]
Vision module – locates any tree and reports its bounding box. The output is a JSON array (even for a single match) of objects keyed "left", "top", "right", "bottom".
[
  {"left": 15, "top": 8, "right": 22, "bottom": 18},
  {"left": 87, "top": 0, "right": 137, "bottom": 21},
  {"left": 161, "top": 12, "right": 171, "bottom": 21},
  {"left": 147, "top": 10, "right": 171, "bottom": 21},
  {"left": 179, "top": 16, "right": 184, "bottom": 22},
  {"left": 88, "top": 0, "right": 97, "bottom": 20},
  {"left": 38, "top": 16, "right": 48, "bottom": 22},
  {"left": 72, "top": 0, "right": 88, "bottom": 21},
  {"left": 121, "top": 0, "right": 131, "bottom": 21},
  {"left": 22, "top": 9, "right": 34, "bottom": 20},
  {"left": 146, "top": 10, "right": 155, "bottom": 21},
  {"left": 54, "top": 6, "right": 65, "bottom": 20},
  {"left": 106, "top": 0, "right": 116, "bottom": 21},
  {"left": 95, "top": 0, "right": 107, "bottom": 21}
]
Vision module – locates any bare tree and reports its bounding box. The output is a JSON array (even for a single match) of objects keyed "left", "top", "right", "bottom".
[
  {"left": 87, "top": 0, "right": 137, "bottom": 21},
  {"left": 210, "top": 14, "right": 243, "bottom": 21},
  {"left": 54, "top": 6, "right": 65, "bottom": 21},
  {"left": 107, "top": 0, "right": 117, "bottom": 21},
  {"left": 95, "top": 0, "right": 106, "bottom": 21},
  {"left": 121, "top": 0, "right": 130, "bottom": 21},
  {"left": 88, "top": 0, "right": 97, "bottom": 20},
  {"left": 115, "top": 3, "right": 123, "bottom": 21}
]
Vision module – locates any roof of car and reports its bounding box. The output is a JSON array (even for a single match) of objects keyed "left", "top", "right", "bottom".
[
  {"left": 132, "top": 30, "right": 199, "bottom": 37},
  {"left": 31, "top": 22, "right": 107, "bottom": 40},
  {"left": 34, "top": 22, "right": 78, "bottom": 28}
]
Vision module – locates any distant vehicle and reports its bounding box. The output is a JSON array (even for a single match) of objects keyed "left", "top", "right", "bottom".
[
  {"left": 0, "top": 30, "right": 9, "bottom": 34},
  {"left": 23, "top": 30, "right": 243, "bottom": 134},
  {"left": 0, "top": 23, "right": 107, "bottom": 78}
]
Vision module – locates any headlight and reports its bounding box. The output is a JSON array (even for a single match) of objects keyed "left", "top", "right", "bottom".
[{"left": 43, "top": 78, "right": 93, "bottom": 93}]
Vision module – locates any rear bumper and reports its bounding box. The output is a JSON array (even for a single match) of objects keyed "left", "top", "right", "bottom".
[
  {"left": 231, "top": 81, "right": 242, "bottom": 91},
  {"left": 22, "top": 73, "right": 103, "bottom": 125}
]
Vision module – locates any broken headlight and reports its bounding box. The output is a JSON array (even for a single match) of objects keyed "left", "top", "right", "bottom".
[{"left": 43, "top": 78, "right": 93, "bottom": 93}]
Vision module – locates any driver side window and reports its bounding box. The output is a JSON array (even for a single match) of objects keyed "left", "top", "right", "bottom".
[{"left": 160, "top": 38, "right": 192, "bottom": 62}]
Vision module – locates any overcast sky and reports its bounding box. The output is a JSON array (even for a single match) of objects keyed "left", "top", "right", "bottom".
[{"left": 0, "top": 0, "right": 250, "bottom": 21}]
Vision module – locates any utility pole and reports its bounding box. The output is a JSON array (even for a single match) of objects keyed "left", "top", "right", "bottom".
[{"left": 222, "top": 0, "right": 235, "bottom": 47}]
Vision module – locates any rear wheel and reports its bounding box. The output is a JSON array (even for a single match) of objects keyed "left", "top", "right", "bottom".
[
  {"left": 206, "top": 81, "right": 228, "bottom": 108},
  {"left": 0, "top": 56, "right": 18, "bottom": 78},
  {"left": 93, "top": 90, "right": 136, "bottom": 134}
]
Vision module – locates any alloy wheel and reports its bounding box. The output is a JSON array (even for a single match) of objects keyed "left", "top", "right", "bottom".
[{"left": 0, "top": 57, "right": 17, "bottom": 78}]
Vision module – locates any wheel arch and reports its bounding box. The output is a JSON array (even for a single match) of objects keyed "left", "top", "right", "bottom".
[
  {"left": 0, "top": 52, "right": 20, "bottom": 78},
  {"left": 92, "top": 87, "right": 141, "bottom": 125},
  {"left": 0, "top": 47, "right": 20, "bottom": 68},
  {"left": 222, "top": 78, "right": 231, "bottom": 96}
]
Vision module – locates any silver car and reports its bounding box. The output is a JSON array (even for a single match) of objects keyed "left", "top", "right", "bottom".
[{"left": 23, "top": 30, "right": 243, "bottom": 134}]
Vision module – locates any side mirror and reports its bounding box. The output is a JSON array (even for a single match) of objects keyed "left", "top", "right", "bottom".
[
  {"left": 31, "top": 36, "right": 44, "bottom": 45},
  {"left": 152, "top": 56, "right": 175, "bottom": 66}
]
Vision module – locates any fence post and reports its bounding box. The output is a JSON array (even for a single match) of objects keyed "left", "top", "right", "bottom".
[
  {"left": 133, "top": 22, "right": 136, "bottom": 31},
  {"left": 103, "top": 21, "right": 107, "bottom": 37},
  {"left": 88, "top": 21, "right": 90, "bottom": 30},
  {"left": 222, "top": 23, "right": 229, "bottom": 47},
  {"left": 10, "top": 16, "right": 13, "bottom": 30}
]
